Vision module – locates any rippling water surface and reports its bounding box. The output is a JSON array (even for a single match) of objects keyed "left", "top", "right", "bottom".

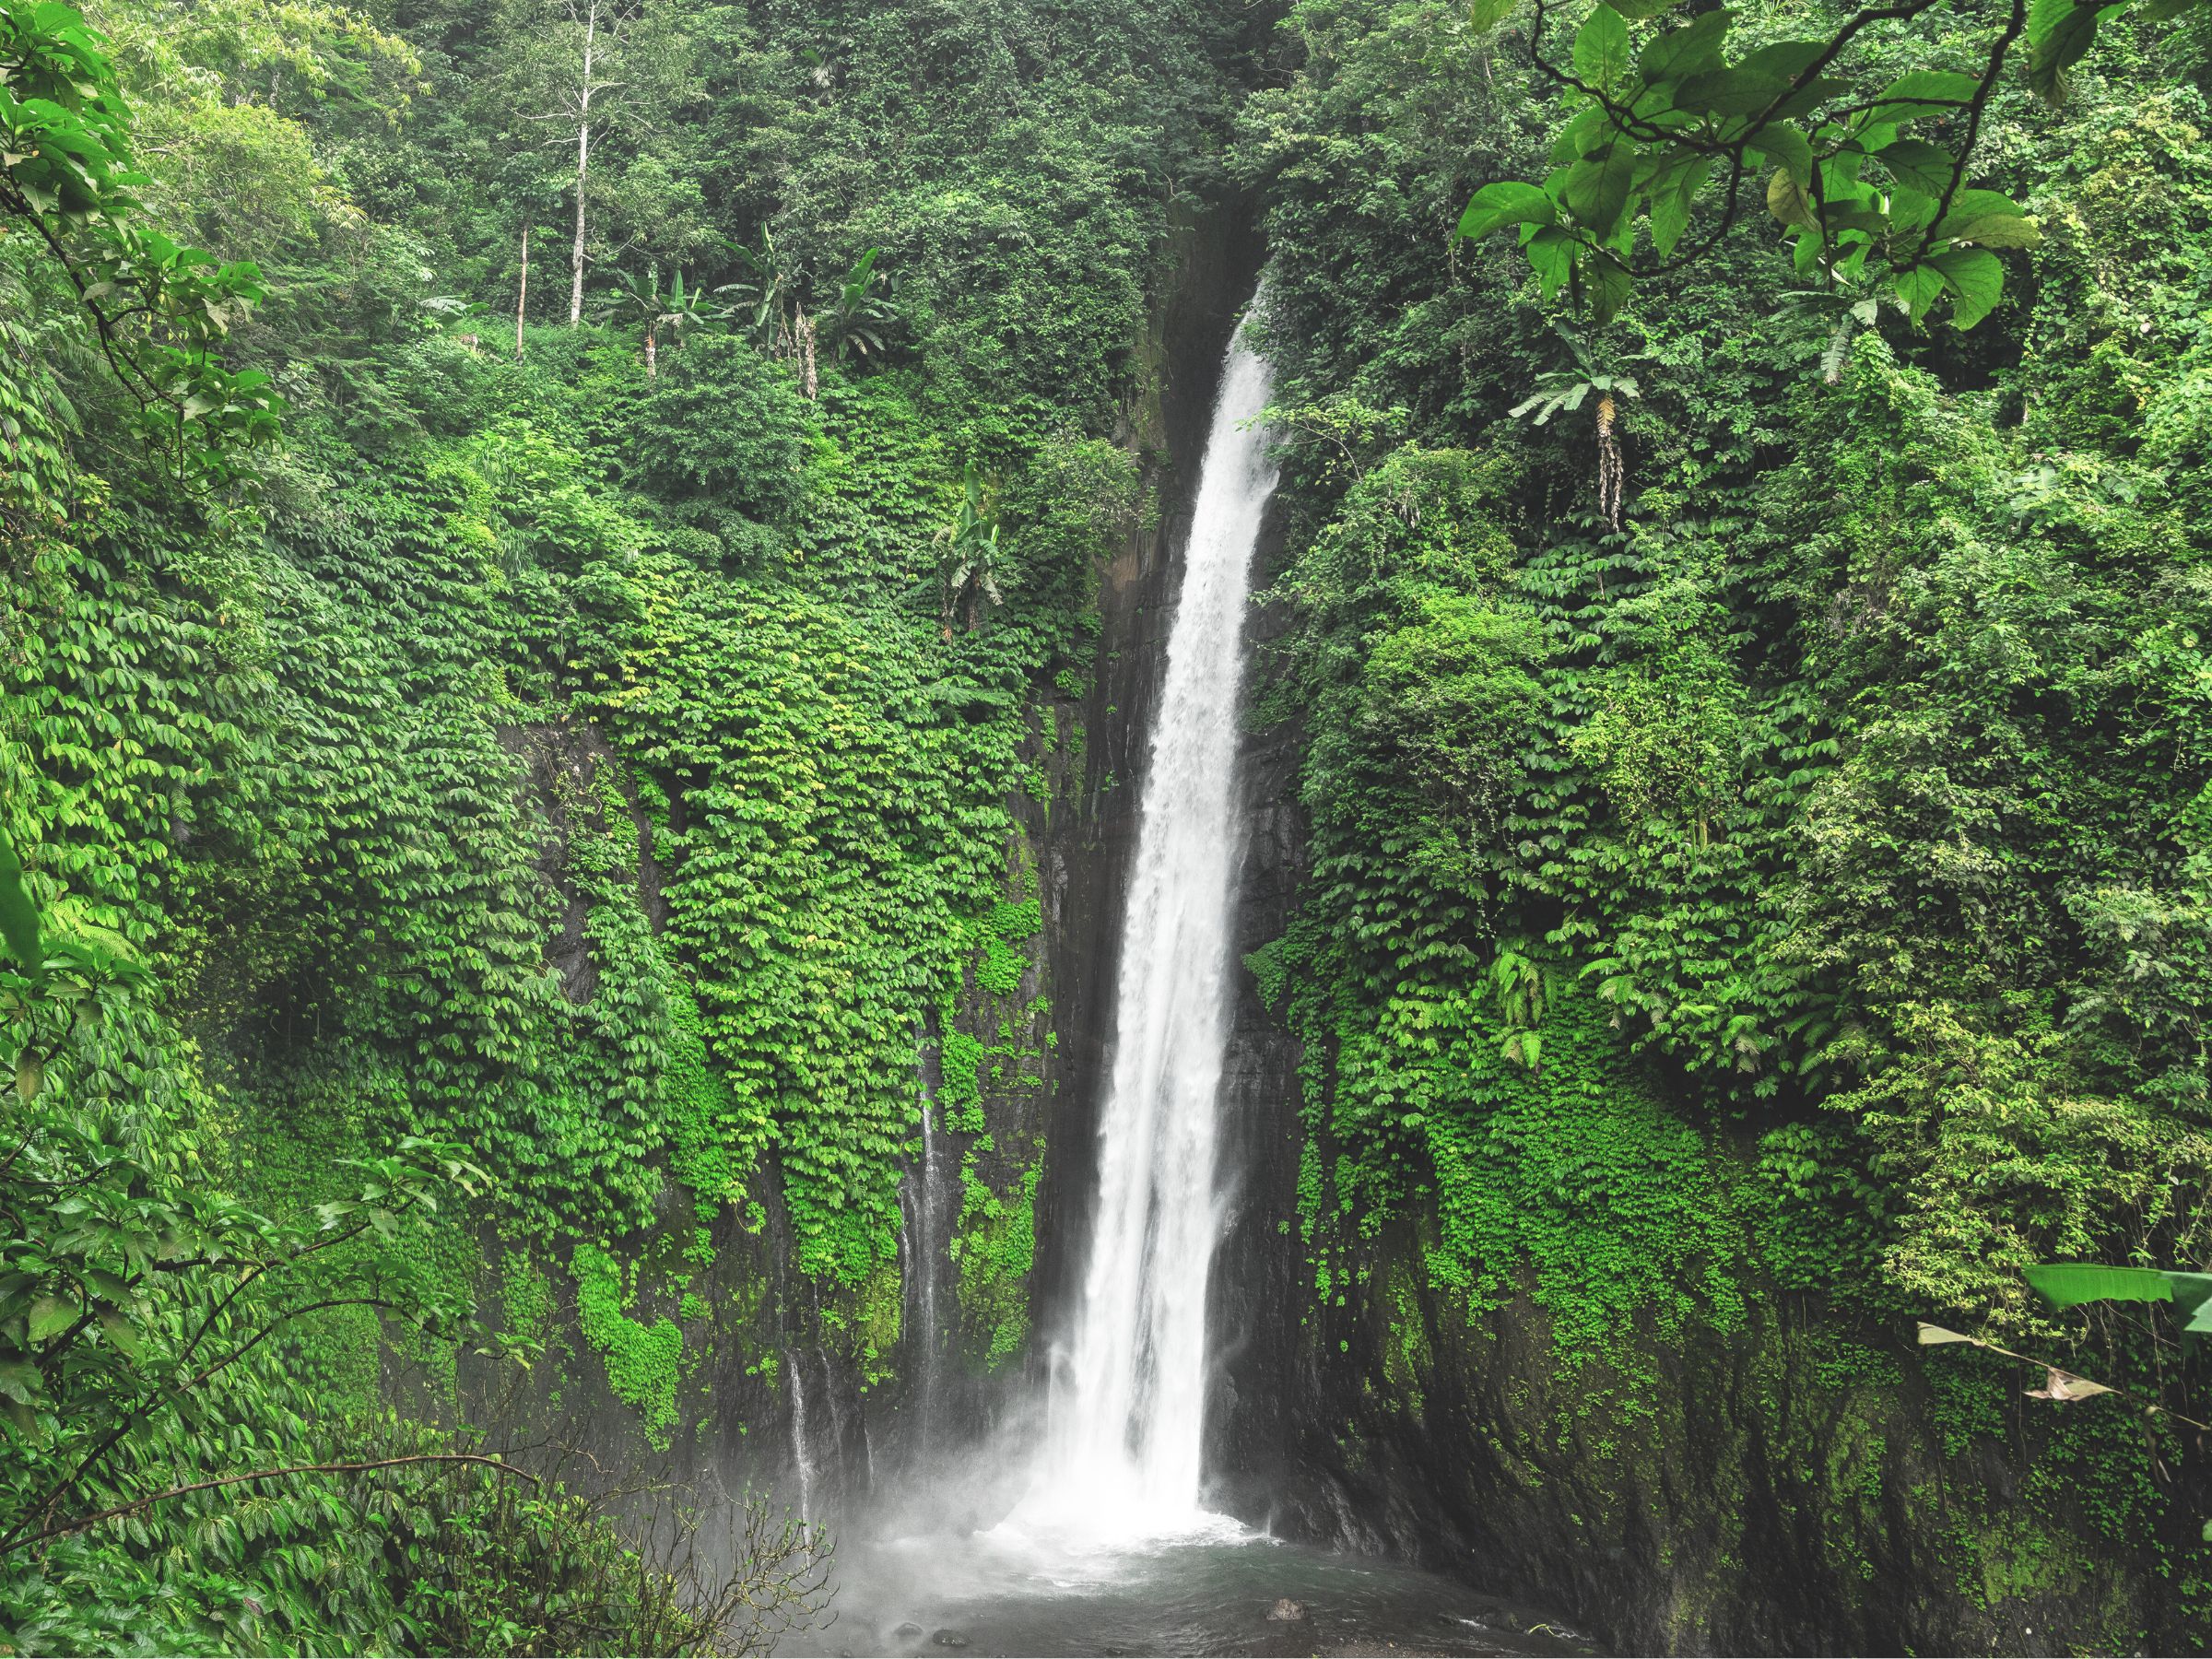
[{"left": 785, "top": 1512, "right": 1597, "bottom": 1659}]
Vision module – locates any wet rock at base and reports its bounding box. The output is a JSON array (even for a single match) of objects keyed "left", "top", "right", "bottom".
[
  {"left": 1266, "top": 1598, "right": 1308, "bottom": 1622},
  {"left": 931, "top": 1630, "right": 971, "bottom": 1649}
]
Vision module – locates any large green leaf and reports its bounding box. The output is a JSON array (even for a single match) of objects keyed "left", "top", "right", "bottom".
[
  {"left": 1584, "top": 250, "right": 1635, "bottom": 324},
  {"left": 0, "top": 827, "right": 39, "bottom": 974},
  {"left": 28, "top": 1296, "right": 76, "bottom": 1344},
  {"left": 2171, "top": 1274, "right": 2212, "bottom": 1328},
  {"left": 2029, "top": 1265, "right": 2212, "bottom": 1356},
  {"left": 2024, "top": 1263, "right": 2197, "bottom": 1309},
  {"left": 1947, "top": 215, "right": 2042, "bottom": 250},
  {"left": 1638, "top": 7, "right": 1732, "bottom": 83},
  {"left": 1649, "top": 155, "right": 1712, "bottom": 255},
  {"left": 1930, "top": 245, "right": 2004, "bottom": 329},
  {"left": 1748, "top": 124, "right": 1813, "bottom": 187},
  {"left": 1934, "top": 187, "right": 2026, "bottom": 229},
  {"left": 1573, "top": 5, "right": 1632, "bottom": 88},
  {"left": 1863, "top": 70, "right": 1981, "bottom": 127},
  {"left": 1524, "top": 224, "right": 1577, "bottom": 300},
  {"left": 1677, "top": 65, "right": 1790, "bottom": 118},
  {"left": 1876, "top": 138, "right": 1959, "bottom": 196},
  {"left": 1893, "top": 262, "right": 1947, "bottom": 324},
  {"left": 2028, "top": 0, "right": 2113, "bottom": 99},
  {"left": 1564, "top": 139, "right": 1639, "bottom": 239},
  {"left": 1458, "top": 181, "right": 1558, "bottom": 241}
]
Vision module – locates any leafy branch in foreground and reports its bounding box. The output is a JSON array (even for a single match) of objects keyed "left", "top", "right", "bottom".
[
  {"left": 0, "top": 0, "right": 280, "bottom": 495},
  {"left": 1453, "top": 0, "right": 2194, "bottom": 329},
  {"left": 0, "top": 831, "right": 490, "bottom": 1553}
]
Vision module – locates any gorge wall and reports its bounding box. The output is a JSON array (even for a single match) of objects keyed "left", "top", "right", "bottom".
[{"left": 472, "top": 203, "right": 2208, "bottom": 1655}]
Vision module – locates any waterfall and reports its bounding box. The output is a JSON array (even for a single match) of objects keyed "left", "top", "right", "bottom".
[
  {"left": 915, "top": 1080, "right": 944, "bottom": 1426},
  {"left": 788, "top": 1348, "right": 818, "bottom": 1526},
  {"left": 900, "top": 1054, "right": 947, "bottom": 1468},
  {"left": 1038, "top": 295, "right": 1277, "bottom": 1530}
]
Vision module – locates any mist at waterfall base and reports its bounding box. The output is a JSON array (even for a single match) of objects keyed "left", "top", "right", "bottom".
[{"left": 781, "top": 304, "right": 1591, "bottom": 1658}]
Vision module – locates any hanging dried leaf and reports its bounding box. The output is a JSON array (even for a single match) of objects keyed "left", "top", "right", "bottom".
[
  {"left": 2024, "top": 1367, "right": 2115, "bottom": 1403},
  {"left": 1916, "top": 1323, "right": 1981, "bottom": 1347}
]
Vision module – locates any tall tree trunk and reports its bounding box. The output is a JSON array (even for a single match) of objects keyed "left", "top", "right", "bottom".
[
  {"left": 798, "top": 307, "right": 818, "bottom": 399},
  {"left": 645, "top": 324, "right": 657, "bottom": 378},
  {"left": 515, "top": 224, "right": 529, "bottom": 357},
  {"left": 568, "top": 1, "right": 596, "bottom": 327}
]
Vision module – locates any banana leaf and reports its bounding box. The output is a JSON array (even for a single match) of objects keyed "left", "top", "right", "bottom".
[{"left": 2025, "top": 1264, "right": 2212, "bottom": 1347}]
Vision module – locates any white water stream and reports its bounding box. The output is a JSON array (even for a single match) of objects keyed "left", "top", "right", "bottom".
[{"left": 1027, "top": 298, "right": 1277, "bottom": 1535}]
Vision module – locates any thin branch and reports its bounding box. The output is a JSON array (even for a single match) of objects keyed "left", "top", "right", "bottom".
[
  {"left": 7, "top": 1454, "right": 542, "bottom": 1554},
  {"left": 1919, "top": 1323, "right": 2212, "bottom": 1432},
  {"left": 1904, "top": 0, "right": 2030, "bottom": 271},
  {"left": 1518, "top": 0, "right": 2018, "bottom": 285}
]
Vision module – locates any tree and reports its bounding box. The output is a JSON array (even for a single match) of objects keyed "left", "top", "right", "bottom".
[
  {"left": 821, "top": 247, "right": 893, "bottom": 364},
  {"left": 718, "top": 235, "right": 895, "bottom": 397},
  {"left": 718, "top": 227, "right": 803, "bottom": 355},
  {"left": 935, "top": 460, "right": 1008, "bottom": 638},
  {"left": 531, "top": 0, "right": 641, "bottom": 327},
  {"left": 0, "top": 825, "right": 494, "bottom": 1547},
  {"left": 601, "top": 265, "right": 721, "bottom": 377},
  {"left": 1452, "top": 0, "right": 2202, "bottom": 335},
  {"left": 1508, "top": 330, "right": 1645, "bottom": 527}
]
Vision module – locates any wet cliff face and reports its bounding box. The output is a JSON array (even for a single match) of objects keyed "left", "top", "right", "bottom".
[
  {"left": 1218, "top": 1202, "right": 2212, "bottom": 1655},
  {"left": 454, "top": 205, "right": 1274, "bottom": 1535}
]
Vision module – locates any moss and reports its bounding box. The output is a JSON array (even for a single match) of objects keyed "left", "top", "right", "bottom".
[
  {"left": 939, "top": 1022, "right": 987, "bottom": 1133},
  {"left": 950, "top": 1141, "right": 1041, "bottom": 1370},
  {"left": 819, "top": 1252, "right": 904, "bottom": 1387},
  {"left": 502, "top": 1249, "right": 554, "bottom": 1349},
  {"left": 572, "top": 1242, "right": 686, "bottom": 1448}
]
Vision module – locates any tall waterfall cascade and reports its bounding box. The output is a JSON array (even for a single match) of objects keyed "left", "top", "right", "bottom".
[{"left": 1033, "top": 297, "right": 1277, "bottom": 1534}]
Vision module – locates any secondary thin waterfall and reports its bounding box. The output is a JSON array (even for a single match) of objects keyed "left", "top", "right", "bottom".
[{"left": 1042, "top": 296, "right": 1277, "bottom": 1526}]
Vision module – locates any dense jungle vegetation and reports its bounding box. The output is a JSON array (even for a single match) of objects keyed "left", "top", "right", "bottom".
[{"left": 9, "top": 0, "right": 2212, "bottom": 1644}]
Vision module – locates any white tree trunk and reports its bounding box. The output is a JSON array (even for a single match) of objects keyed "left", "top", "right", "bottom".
[
  {"left": 568, "top": 1, "right": 596, "bottom": 327},
  {"left": 515, "top": 224, "right": 528, "bottom": 357}
]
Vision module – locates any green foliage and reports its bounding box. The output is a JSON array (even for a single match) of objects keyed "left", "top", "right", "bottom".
[
  {"left": 0, "top": 0, "right": 281, "bottom": 495},
  {"left": 950, "top": 1146, "right": 1041, "bottom": 1370},
  {"left": 2027, "top": 1263, "right": 2212, "bottom": 1336},
  {"left": 629, "top": 334, "right": 810, "bottom": 535},
  {"left": 0, "top": 867, "right": 679, "bottom": 1654},
  {"left": 1, "top": 0, "right": 1226, "bottom": 1634},
  {"left": 571, "top": 1244, "right": 685, "bottom": 1448},
  {"left": 1241, "top": 0, "right": 2212, "bottom": 1480}
]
